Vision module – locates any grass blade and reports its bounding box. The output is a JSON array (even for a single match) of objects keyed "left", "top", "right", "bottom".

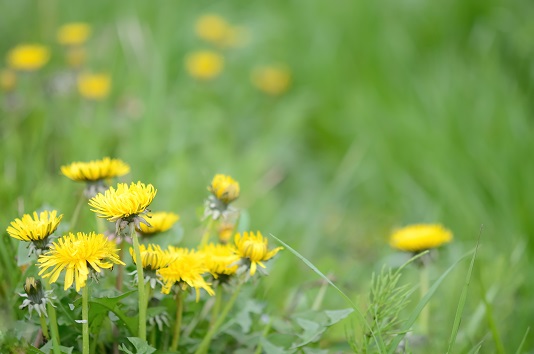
[{"left": 514, "top": 327, "right": 530, "bottom": 354}]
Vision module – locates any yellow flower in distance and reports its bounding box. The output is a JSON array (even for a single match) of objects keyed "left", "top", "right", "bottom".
[
  {"left": 252, "top": 65, "right": 291, "bottom": 96},
  {"left": 7, "top": 44, "right": 50, "bottom": 71},
  {"left": 77, "top": 73, "right": 111, "bottom": 100},
  {"left": 195, "top": 14, "right": 230, "bottom": 44},
  {"left": 390, "top": 224, "right": 453, "bottom": 253},
  {"left": 234, "top": 231, "right": 283, "bottom": 276},
  {"left": 208, "top": 174, "right": 240, "bottom": 204},
  {"left": 37, "top": 232, "right": 125, "bottom": 291},
  {"left": 89, "top": 182, "right": 157, "bottom": 222},
  {"left": 137, "top": 212, "right": 180, "bottom": 235},
  {"left": 57, "top": 23, "right": 91, "bottom": 46},
  {"left": 200, "top": 243, "right": 239, "bottom": 278},
  {"left": 158, "top": 247, "right": 214, "bottom": 300},
  {"left": 218, "top": 223, "right": 235, "bottom": 243},
  {"left": 7, "top": 210, "right": 63, "bottom": 242},
  {"left": 61, "top": 157, "right": 130, "bottom": 182},
  {"left": 1, "top": 69, "right": 16, "bottom": 91},
  {"left": 185, "top": 50, "right": 223, "bottom": 80}
]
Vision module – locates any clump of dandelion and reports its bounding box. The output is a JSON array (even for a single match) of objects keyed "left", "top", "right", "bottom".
[
  {"left": 204, "top": 174, "right": 240, "bottom": 220},
  {"left": 251, "top": 65, "right": 291, "bottom": 96},
  {"left": 77, "top": 73, "right": 111, "bottom": 100},
  {"left": 129, "top": 244, "right": 176, "bottom": 289},
  {"left": 61, "top": 157, "right": 130, "bottom": 198},
  {"left": 195, "top": 14, "right": 247, "bottom": 48},
  {"left": 1, "top": 68, "right": 16, "bottom": 92},
  {"left": 7, "top": 210, "right": 63, "bottom": 256},
  {"left": 137, "top": 212, "right": 179, "bottom": 236},
  {"left": 57, "top": 23, "right": 91, "bottom": 46},
  {"left": 37, "top": 232, "right": 124, "bottom": 291},
  {"left": 234, "top": 231, "right": 283, "bottom": 276},
  {"left": 19, "top": 277, "right": 56, "bottom": 318},
  {"left": 185, "top": 50, "right": 224, "bottom": 81},
  {"left": 7, "top": 44, "right": 50, "bottom": 71}
]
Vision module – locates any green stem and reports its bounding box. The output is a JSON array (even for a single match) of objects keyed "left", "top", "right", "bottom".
[
  {"left": 210, "top": 285, "right": 223, "bottom": 328},
  {"left": 70, "top": 191, "right": 86, "bottom": 232},
  {"left": 254, "top": 319, "right": 272, "bottom": 354},
  {"left": 82, "top": 284, "right": 90, "bottom": 354},
  {"left": 44, "top": 280, "right": 61, "bottom": 354},
  {"left": 170, "top": 290, "right": 184, "bottom": 351},
  {"left": 39, "top": 315, "right": 49, "bottom": 340},
  {"left": 195, "top": 282, "right": 243, "bottom": 354},
  {"left": 200, "top": 218, "right": 215, "bottom": 247},
  {"left": 311, "top": 279, "right": 328, "bottom": 311},
  {"left": 132, "top": 227, "right": 146, "bottom": 340},
  {"left": 419, "top": 266, "right": 429, "bottom": 335}
]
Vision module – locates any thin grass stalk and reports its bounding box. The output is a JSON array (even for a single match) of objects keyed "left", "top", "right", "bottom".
[
  {"left": 419, "top": 266, "right": 429, "bottom": 335},
  {"left": 131, "top": 226, "right": 147, "bottom": 340},
  {"left": 82, "top": 284, "right": 90, "bottom": 354},
  {"left": 44, "top": 280, "right": 61, "bottom": 354},
  {"left": 170, "top": 290, "right": 184, "bottom": 351},
  {"left": 199, "top": 218, "right": 215, "bottom": 247},
  {"left": 69, "top": 191, "right": 85, "bottom": 232}
]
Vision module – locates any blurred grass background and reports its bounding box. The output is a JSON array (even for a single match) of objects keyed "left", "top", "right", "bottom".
[{"left": 1, "top": 0, "right": 533, "bottom": 352}]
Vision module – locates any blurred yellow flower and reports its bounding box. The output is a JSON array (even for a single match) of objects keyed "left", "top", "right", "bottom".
[
  {"left": 130, "top": 244, "right": 176, "bottom": 271},
  {"left": 252, "top": 65, "right": 291, "bottom": 96},
  {"left": 61, "top": 157, "right": 130, "bottom": 182},
  {"left": 195, "top": 14, "right": 248, "bottom": 48},
  {"left": 65, "top": 46, "right": 86, "bottom": 68},
  {"left": 57, "top": 23, "right": 91, "bottom": 46},
  {"left": 7, "top": 44, "right": 50, "bottom": 71},
  {"left": 37, "top": 232, "right": 124, "bottom": 291},
  {"left": 137, "top": 212, "right": 180, "bottom": 235},
  {"left": 217, "top": 223, "right": 235, "bottom": 243},
  {"left": 159, "top": 247, "right": 214, "bottom": 300},
  {"left": 208, "top": 174, "right": 240, "bottom": 204},
  {"left": 0, "top": 69, "right": 16, "bottom": 91},
  {"left": 89, "top": 182, "right": 157, "bottom": 222},
  {"left": 234, "top": 231, "right": 283, "bottom": 276},
  {"left": 185, "top": 50, "right": 223, "bottom": 80},
  {"left": 7, "top": 210, "right": 63, "bottom": 243},
  {"left": 77, "top": 73, "right": 111, "bottom": 100},
  {"left": 200, "top": 243, "right": 239, "bottom": 278},
  {"left": 390, "top": 224, "right": 453, "bottom": 252}
]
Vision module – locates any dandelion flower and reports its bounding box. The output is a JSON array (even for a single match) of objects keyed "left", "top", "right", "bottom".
[
  {"left": 19, "top": 277, "right": 56, "bottom": 318},
  {"left": 57, "top": 23, "right": 91, "bottom": 46},
  {"left": 158, "top": 247, "right": 214, "bottom": 300},
  {"left": 208, "top": 174, "right": 240, "bottom": 204},
  {"left": 1, "top": 69, "right": 16, "bottom": 92},
  {"left": 37, "top": 232, "right": 125, "bottom": 291},
  {"left": 137, "top": 212, "right": 180, "bottom": 235},
  {"left": 390, "top": 224, "right": 453, "bottom": 253},
  {"left": 7, "top": 44, "right": 50, "bottom": 71},
  {"left": 252, "top": 65, "right": 291, "bottom": 96},
  {"left": 129, "top": 244, "right": 176, "bottom": 288},
  {"left": 200, "top": 243, "right": 239, "bottom": 279},
  {"left": 61, "top": 157, "right": 130, "bottom": 182},
  {"left": 77, "top": 73, "right": 111, "bottom": 100},
  {"left": 217, "top": 223, "right": 235, "bottom": 243},
  {"left": 185, "top": 50, "right": 223, "bottom": 80},
  {"left": 234, "top": 231, "right": 282, "bottom": 276},
  {"left": 7, "top": 210, "right": 63, "bottom": 255}
]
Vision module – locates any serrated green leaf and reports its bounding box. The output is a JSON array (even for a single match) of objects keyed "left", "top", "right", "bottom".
[
  {"left": 290, "top": 318, "right": 326, "bottom": 349},
  {"left": 261, "top": 337, "right": 293, "bottom": 354},
  {"left": 39, "top": 341, "right": 74, "bottom": 354},
  {"left": 126, "top": 337, "right": 157, "bottom": 354},
  {"left": 325, "top": 308, "right": 354, "bottom": 326}
]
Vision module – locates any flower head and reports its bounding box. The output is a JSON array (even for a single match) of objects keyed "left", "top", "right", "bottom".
[
  {"left": 208, "top": 174, "right": 239, "bottom": 204},
  {"left": 77, "top": 73, "right": 111, "bottom": 100},
  {"left": 57, "top": 23, "right": 91, "bottom": 46},
  {"left": 19, "top": 277, "right": 56, "bottom": 318},
  {"left": 61, "top": 157, "right": 130, "bottom": 182},
  {"left": 217, "top": 223, "right": 235, "bottom": 243},
  {"left": 7, "top": 210, "right": 63, "bottom": 255},
  {"left": 137, "top": 212, "right": 180, "bottom": 235},
  {"left": 129, "top": 244, "right": 177, "bottom": 288},
  {"left": 37, "top": 232, "right": 125, "bottom": 291},
  {"left": 200, "top": 243, "right": 239, "bottom": 279},
  {"left": 1, "top": 69, "right": 16, "bottom": 92},
  {"left": 389, "top": 224, "right": 453, "bottom": 253},
  {"left": 195, "top": 14, "right": 231, "bottom": 44},
  {"left": 158, "top": 247, "right": 214, "bottom": 300},
  {"left": 234, "top": 231, "right": 282, "bottom": 276},
  {"left": 7, "top": 44, "right": 50, "bottom": 71},
  {"left": 89, "top": 181, "right": 157, "bottom": 222},
  {"left": 185, "top": 50, "right": 223, "bottom": 80},
  {"left": 252, "top": 65, "right": 291, "bottom": 96}
]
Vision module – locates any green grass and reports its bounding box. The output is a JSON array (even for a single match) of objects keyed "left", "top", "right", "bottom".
[{"left": 1, "top": 0, "right": 534, "bottom": 352}]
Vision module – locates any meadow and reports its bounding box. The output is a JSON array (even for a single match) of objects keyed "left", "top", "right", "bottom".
[{"left": 1, "top": 0, "right": 533, "bottom": 353}]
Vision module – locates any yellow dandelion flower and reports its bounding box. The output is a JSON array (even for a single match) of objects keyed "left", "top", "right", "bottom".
[
  {"left": 129, "top": 244, "right": 176, "bottom": 271},
  {"left": 195, "top": 14, "right": 230, "bottom": 44},
  {"left": 7, "top": 44, "right": 50, "bottom": 71},
  {"left": 234, "top": 231, "right": 283, "bottom": 276},
  {"left": 57, "top": 23, "right": 91, "bottom": 46},
  {"left": 158, "top": 247, "right": 214, "bottom": 300},
  {"left": 217, "top": 223, "right": 235, "bottom": 243},
  {"left": 389, "top": 224, "right": 453, "bottom": 253},
  {"left": 65, "top": 46, "right": 86, "bottom": 68},
  {"left": 37, "top": 232, "right": 125, "bottom": 291},
  {"left": 251, "top": 65, "right": 291, "bottom": 96},
  {"left": 200, "top": 243, "right": 239, "bottom": 278},
  {"left": 89, "top": 182, "right": 157, "bottom": 222},
  {"left": 208, "top": 174, "right": 240, "bottom": 204},
  {"left": 7, "top": 210, "right": 63, "bottom": 242},
  {"left": 137, "top": 212, "right": 180, "bottom": 235},
  {"left": 185, "top": 50, "right": 223, "bottom": 80},
  {"left": 77, "top": 73, "right": 111, "bottom": 100},
  {"left": 1, "top": 69, "right": 16, "bottom": 92},
  {"left": 61, "top": 157, "right": 130, "bottom": 182}
]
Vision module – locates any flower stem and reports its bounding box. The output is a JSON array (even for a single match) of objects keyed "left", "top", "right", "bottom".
[
  {"left": 44, "top": 280, "right": 61, "bottom": 354},
  {"left": 210, "top": 284, "right": 223, "bottom": 328},
  {"left": 39, "top": 315, "right": 49, "bottom": 340},
  {"left": 82, "top": 284, "right": 90, "bottom": 354},
  {"left": 132, "top": 227, "right": 147, "bottom": 340},
  {"left": 170, "top": 290, "right": 184, "bottom": 351},
  {"left": 70, "top": 191, "right": 85, "bottom": 232},
  {"left": 200, "top": 218, "right": 215, "bottom": 247},
  {"left": 419, "top": 266, "right": 429, "bottom": 335},
  {"left": 195, "top": 282, "right": 243, "bottom": 354}
]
